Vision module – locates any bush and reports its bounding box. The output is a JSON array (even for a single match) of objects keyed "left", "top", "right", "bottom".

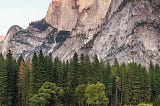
[
  {"left": 137, "top": 103, "right": 152, "bottom": 106},
  {"left": 29, "top": 20, "right": 49, "bottom": 31}
]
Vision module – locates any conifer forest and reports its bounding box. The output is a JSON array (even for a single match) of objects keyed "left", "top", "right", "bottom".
[{"left": 0, "top": 50, "right": 160, "bottom": 106}]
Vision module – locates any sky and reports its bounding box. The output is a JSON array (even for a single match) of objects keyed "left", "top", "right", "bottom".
[{"left": 0, "top": 0, "right": 51, "bottom": 36}]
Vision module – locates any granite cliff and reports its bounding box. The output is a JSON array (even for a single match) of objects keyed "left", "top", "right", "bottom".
[
  {"left": 0, "top": 0, "right": 159, "bottom": 66},
  {"left": 0, "top": 36, "right": 5, "bottom": 42}
]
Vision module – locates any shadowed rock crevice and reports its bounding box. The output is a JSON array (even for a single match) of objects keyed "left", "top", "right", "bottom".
[{"left": 0, "top": 0, "right": 159, "bottom": 67}]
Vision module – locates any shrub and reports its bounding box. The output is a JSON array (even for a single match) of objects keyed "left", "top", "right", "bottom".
[{"left": 137, "top": 103, "right": 152, "bottom": 106}]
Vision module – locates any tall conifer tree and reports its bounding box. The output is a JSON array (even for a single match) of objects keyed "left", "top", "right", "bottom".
[
  {"left": 57, "top": 60, "right": 64, "bottom": 87},
  {"left": 92, "top": 55, "right": 100, "bottom": 83},
  {"left": 30, "top": 52, "right": 39, "bottom": 95},
  {"left": 53, "top": 57, "right": 59, "bottom": 83},
  {"left": 84, "top": 55, "right": 92, "bottom": 84},
  {"left": 149, "top": 62, "right": 160, "bottom": 101},
  {"left": 103, "top": 62, "right": 113, "bottom": 106},
  {"left": 6, "top": 50, "right": 17, "bottom": 106},
  {"left": 0, "top": 53, "right": 7, "bottom": 106},
  {"left": 71, "top": 52, "right": 79, "bottom": 88},
  {"left": 23, "top": 58, "right": 31, "bottom": 106},
  {"left": 17, "top": 57, "right": 25, "bottom": 106},
  {"left": 45, "top": 54, "right": 54, "bottom": 82}
]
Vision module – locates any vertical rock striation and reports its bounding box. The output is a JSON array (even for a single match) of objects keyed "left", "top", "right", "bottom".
[{"left": 0, "top": 0, "right": 159, "bottom": 66}]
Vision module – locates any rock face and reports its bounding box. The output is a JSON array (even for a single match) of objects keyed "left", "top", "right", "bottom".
[
  {"left": 0, "top": 20, "right": 71, "bottom": 59},
  {"left": 45, "top": 0, "right": 111, "bottom": 31},
  {"left": 0, "top": 36, "right": 5, "bottom": 42},
  {"left": 91, "top": 0, "right": 160, "bottom": 66},
  {"left": 0, "top": 0, "right": 160, "bottom": 66}
]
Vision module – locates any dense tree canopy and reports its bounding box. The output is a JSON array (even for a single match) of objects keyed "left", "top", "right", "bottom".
[
  {"left": 85, "top": 82, "right": 108, "bottom": 105},
  {"left": 0, "top": 50, "right": 159, "bottom": 106},
  {"left": 31, "top": 82, "right": 63, "bottom": 106}
]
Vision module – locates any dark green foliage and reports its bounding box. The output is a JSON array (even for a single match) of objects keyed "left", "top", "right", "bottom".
[
  {"left": 75, "top": 84, "right": 86, "bottom": 105},
  {"left": 62, "top": 60, "right": 73, "bottom": 105},
  {"left": 53, "top": 57, "right": 59, "bottom": 83},
  {"left": 71, "top": 52, "right": 79, "bottom": 88},
  {"left": 17, "top": 57, "right": 25, "bottom": 106},
  {"left": 149, "top": 62, "right": 160, "bottom": 101},
  {"left": 91, "top": 55, "right": 100, "bottom": 83},
  {"left": 103, "top": 62, "right": 113, "bottom": 106},
  {"left": 139, "top": 66, "right": 151, "bottom": 103},
  {"left": 0, "top": 53, "right": 7, "bottom": 105},
  {"left": 62, "top": 60, "right": 69, "bottom": 88},
  {"left": 45, "top": 54, "right": 54, "bottom": 82},
  {"left": 122, "top": 63, "right": 151, "bottom": 105},
  {"left": 84, "top": 55, "right": 92, "bottom": 84},
  {"left": 22, "top": 58, "right": 31, "bottom": 106},
  {"left": 135, "top": 21, "right": 160, "bottom": 29},
  {"left": 85, "top": 82, "right": 109, "bottom": 105},
  {"left": 30, "top": 82, "right": 63, "bottom": 106},
  {"left": 78, "top": 54, "right": 85, "bottom": 85},
  {"left": 6, "top": 50, "right": 17, "bottom": 106},
  {"left": 153, "top": 95, "right": 160, "bottom": 106},
  {"left": 0, "top": 51, "right": 159, "bottom": 106},
  {"left": 30, "top": 52, "right": 39, "bottom": 95},
  {"left": 38, "top": 50, "right": 47, "bottom": 85},
  {"left": 56, "top": 60, "right": 64, "bottom": 87},
  {"left": 55, "top": 30, "right": 70, "bottom": 44},
  {"left": 29, "top": 20, "right": 49, "bottom": 31},
  {"left": 30, "top": 51, "right": 54, "bottom": 96}
]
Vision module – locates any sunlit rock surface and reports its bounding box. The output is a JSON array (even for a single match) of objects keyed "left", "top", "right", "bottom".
[{"left": 0, "top": 0, "right": 159, "bottom": 67}]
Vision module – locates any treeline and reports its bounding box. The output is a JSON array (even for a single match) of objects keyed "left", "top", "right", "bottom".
[{"left": 0, "top": 50, "right": 160, "bottom": 106}]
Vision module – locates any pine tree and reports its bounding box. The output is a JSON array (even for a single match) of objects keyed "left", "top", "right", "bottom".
[
  {"left": 103, "top": 62, "right": 113, "bottom": 106},
  {"left": 130, "top": 63, "right": 141, "bottom": 105},
  {"left": 63, "top": 60, "right": 73, "bottom": 105},
  {"left": 112, "top": 58, "right": 120, "bottom": 106},
  {"left": 123, "top": 63, "right": 130, "bottom": 105},
  {"left": 17, "top": 57, "right": 25, "bottom": 106},
  {"left": 57, "top": 59, "right": 64, "bottom": 87},
  {"left": 17, "top": 55, "right": 23, "bottom": 69},
  {"left": 120, "top": 63, "right": 128, "bottom": 105},
  {"left": 154, "top": 64, "right": 160, "bottom": 97},
  {"left": 79, "top": 54, "right": 85, "bottom": 85},
  {"left": 6, "top": 50, "right": 17, "bottom": 106},
  {"left": 69, "top": 52, "right": 80, "bottom": 105},
  {"left": 71, "top": 52, "right": 79, "bottom": 88},
  {"left": 31, "top": 50, "right": 50, "bottom": 96},
  {"left": 22, "top": 58, "right": 31, "bottom": 106},
  {"left": 38, "top": 50, "right": 47, "bottom": 87},
  {"left": 139, "top": 65, "right": 151, "bottom": 103},
  {"left": 62, "top": 61, "right": 68, "bottom": 88},
  {"left": 30, "top": 52, "right": 39, "bottom": 95},
  {"left": 117, "top": 63, "right": 126, "bottom": 105},
  {"left": 53, "top": 57, "right": 58, "bottom": 83},
  {"left": 149, "top": 62, "right": 160, "bottom": 101},
  {"left": 123, "top": 63, "right": 151, "bottom": 105},
  {"left": 99, "top": 60, "right": 105, "bottom": 83},
  {"left": 0, "top": 53, "right": 7, "bottom": 106},
  {"left": 0, "top": 50, "right": 159, "bottom": 105},
  {"left": 84, "top": 55, "right": 92, "bottom": 84},
  {"left": 45, "top": 54, "right": 54, "bottom": 82},
  {"left": 92, "top": 55, "right": 100, "bottom": 83},
  {"left": 153, "top": 95, "right": 160, "bottom": 106}
]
